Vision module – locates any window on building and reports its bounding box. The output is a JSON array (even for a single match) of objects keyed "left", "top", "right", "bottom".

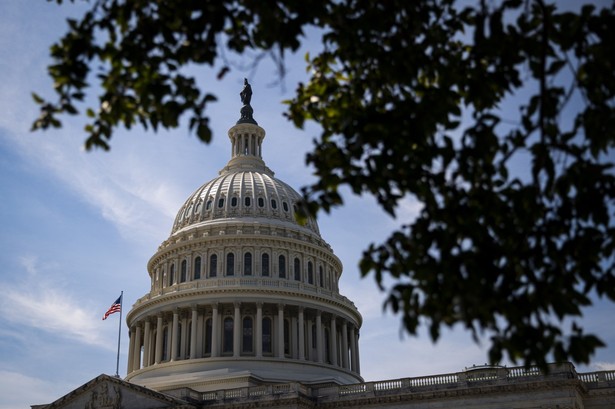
[
  {"left": 271, "top": 199, "right": 277, "bottom": 209},
  {"left": 169, "top": 264, "right": 175, "bottom": 286},
  {"left": 218, "top": 198, "right": 225, "bottom": 208},
  {"left": 194, "top": 256, "right": 201, "bottom": 280},
  {"left": 176, "top": 323, "right": 182, "bottom": 358},
  {"left": 210, "top": 254, "right": 217, "bottom": 277},
  {"left": 204, "top": 318, "right": 212, "bottom": 355},
  {"left": 180, "top": 260, "right": 187, "bottom": 283},
  {"left": 319, "top": 266, "right": 324, "bottom": 287},
  {"left": 206, "top": 200, "right": 212, "bottom": 210},
  {"left": 325, "top": 328, "right": 331, "bottom": 364},
  {"left": 262, "top": 317, "right": 272, "bottom": 354},
  {"left": 243, "top": 317, "right": 253, "bottom": 353},
  {"left": 284, "top": 319, "right": 290, "bottom": 356},
  {"left": 308, "top": 261, "right": 314, "bottom": 284},
  {"left": 294, "top": 258, "right": 301, "bottom": 281},
  {"left": 311, "top": 325, "right": 317, "bottom": 351},
  {"left": 162, "top": 327, "right": 169, "bottom": 361},
  {"left": 231, "top": 197, "right": 238, "bottom": 207},
  {"left": 258, "top": 197, "right": 265, "bottom": 207},
  {"left": 223, "top": 317, "right": 233, "bottom": 354},
  {"left": 261, "top": 253, "right": 270, "bottom": 276},
  {"left": 244, "top": 196, "right": 251, "bottom": 207},
  {"left": 244, "top": 252, "right": 252, "bottom": 276},
  {"left": 278, "top": 255, "right": 286, "bottom": 278},
  {"left": 226, "top": 253, "right": 235, "bottom": 276},
  {"left": 283, "top": 202, "right": 289, "bottom": 212}
]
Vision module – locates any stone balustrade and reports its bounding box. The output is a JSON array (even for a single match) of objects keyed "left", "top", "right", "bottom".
[{"left": 163, "top": 364, "right": 615, "bottom": 405}]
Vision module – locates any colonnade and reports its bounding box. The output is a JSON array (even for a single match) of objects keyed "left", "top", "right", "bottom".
[{"left": 127, "top": 302, "right": 360, "bottom": 376}]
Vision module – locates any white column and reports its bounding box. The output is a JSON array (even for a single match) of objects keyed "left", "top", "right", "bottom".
[
  {"left": 190, "top": 307, "right": 198, "bottom": 359},
  {"left": 155, "top": 315, "right": 163, "bottom": 364},
  {"left": 298, "top": 307, "right": 305, "bottom": 360},
  {"left": 170, "top": 310, "right": 179, "bottom": 361},
  {"left": 349, "top": 325, "right": 357, "bottom": 372},
  {"left": 341, "top": 321, "right": 349, "bottom": 369},
  {"left": 211, "top": 303, "right": 219, "bottom": 357},
  {"left": 330, "top": 316, "right": 338, "bottom": 366},
  {"left": 127, "top": 327, "right": 135, "bottom": 373},
  {"left": 256, "top": 302, "right": 263, "bottom": 358},
  {"left": 143, "top": 320, "right": 151, "bottom": 367},
  {"left": 233, "top": 302, "right": 241, "bottom": 357},
  {"left": 277, "top": 304, "right": 285, "bottom": 358},
  {"left": 133, "top": 324, "right": 142, "bottom": 371},
  {"left": 355, "top": 330, "right": 361, "bottom": 374},
  {"left": 316, "top": 311, "right": 323, "bottom": 363}
]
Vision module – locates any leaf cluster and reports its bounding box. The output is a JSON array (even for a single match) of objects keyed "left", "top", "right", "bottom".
[{"left": 36, "top": 0, "right": 615, "bottom": 369}]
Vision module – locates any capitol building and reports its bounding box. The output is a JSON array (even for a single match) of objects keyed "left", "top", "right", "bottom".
[{"left": 34, "top": 84, "right": 615, "bottom": 409}]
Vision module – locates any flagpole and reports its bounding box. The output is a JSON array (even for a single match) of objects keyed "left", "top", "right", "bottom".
[{"left": 115, "top": 291, "right": 123, "bottom": 378}]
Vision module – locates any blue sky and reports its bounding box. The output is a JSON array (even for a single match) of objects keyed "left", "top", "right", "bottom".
[{"left": 0, "top": 1, "right": 613, "bottom": 408}]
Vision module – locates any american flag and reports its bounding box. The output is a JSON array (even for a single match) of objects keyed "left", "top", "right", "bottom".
[{"left": 102, "top": 295, "right": 122, "bottom": 320}]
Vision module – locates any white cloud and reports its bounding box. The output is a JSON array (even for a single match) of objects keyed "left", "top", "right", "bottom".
[
  {"left": 592, "top": 362, "right": 615, "bottom": 371},
  {"left": 0, "top": 370, "right": 65, "bottom": 409},
  {"left": 0, "top": 256, "right": 113, "bottom": 350}
]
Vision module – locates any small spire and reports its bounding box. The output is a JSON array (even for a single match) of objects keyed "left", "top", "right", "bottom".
[{"left": 237, "top": 78, "right": 258, "bottom": 125}]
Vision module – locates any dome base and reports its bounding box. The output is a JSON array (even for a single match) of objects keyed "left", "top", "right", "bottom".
[{"left": 126, "top": 357, "right": 363, "bottom": 392}]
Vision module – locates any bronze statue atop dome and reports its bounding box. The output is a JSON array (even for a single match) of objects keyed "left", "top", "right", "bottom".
[{"left": 237, "top": 78, "right": 257, "bottom": 125}]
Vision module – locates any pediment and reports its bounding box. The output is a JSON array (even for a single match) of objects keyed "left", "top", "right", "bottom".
[{"left": 39, "top": 374, "right": 196, "bottom": 409}]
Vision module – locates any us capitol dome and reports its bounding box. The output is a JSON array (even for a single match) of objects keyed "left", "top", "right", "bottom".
[{"left": 124, "top": 80, "right": 363, "bottom": 392}]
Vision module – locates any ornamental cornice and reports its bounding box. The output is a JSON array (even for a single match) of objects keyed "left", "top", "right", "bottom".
[{"left": 126, "top": 286, "right": 361, "bottom": 326}]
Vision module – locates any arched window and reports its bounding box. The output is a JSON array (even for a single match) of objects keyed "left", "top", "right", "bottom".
[
  {"left": 294, "top": 258, "right": 301, "bottom": 281},
  {"left": 231, "top": 197, "right": 238, "bottom": 207},
  {"left": 204, "top": 318, "right": 212, "bottom": 355},
  {"left": 283, "top": 202, "right": 289, "bottom": 212},
  {"left": 284, "top": 319, "right": 290, "bottom": 356},
  {"left": 258, "top": 197, "right": 265, "bottom": 207},
  {"left": 262, "top": 317, "right": 272, "bottom": 354},
  {"left": 162, "top": 327, "right": 169, "bottom": 361},
  {"left": 308, "top": 261, "right": 314, "bottom": 284},
  {"left": 194, "top": 256, "right": 201, "bottom": 280},
  {"left": 223, "top": 317, "right": 233, "bottom": 354},
  {"left": 319, "top": 266, "right": 324, "bottom": 287},
  {"left": 243, "top": 317, "right": 253, "bottom": 353},
  {"left": 325, "top": 328, "right": 331, "bottom": 364},
  {"left": 244, "top": 196, "right": 251, "bottom": 207},
  {"left": 180, "top": 260, "right": 187, "bottom": 283},
  {"left": 311, "top": 324, "right": 317, "bottom": 356},
  {"left": 278, "top": 255, "right": 286, "bottom": 279},
  {"left": 271, "top": 199, "right": 277, "bottom": 209},
  {"left": 176, "top": 322, "right": 182, "bottom": 358},
  {"left": 206, "top": 200, "right": 212, "bottom": 210},
  {"left": 209, "top": 254, "right": 217, "bottom": 278},
  {"left": 244, "top": 252, "right": 252, "bottom": 276},
  {"left": 169, "top": 264, "right": 175, "bottom": 286},
  {"left": 261, "top": 253, "right": 270, "bottom": 276},
  {"left": 226, "top": 253, "right": 235, "bottom": 276}
]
